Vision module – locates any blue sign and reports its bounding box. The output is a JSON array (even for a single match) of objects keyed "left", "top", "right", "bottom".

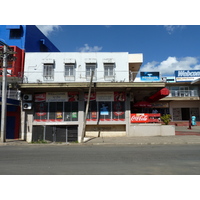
[
  {"left": 175, "top": 70, "right": 200, "bottom": 82},
  {"left": 140, "top": 72, "right": 160, "bottom": 81}
]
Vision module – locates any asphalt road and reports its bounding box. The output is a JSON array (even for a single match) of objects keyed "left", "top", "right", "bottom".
[{"left": 0, "top": 144, "right": 200, "bottom": 175}]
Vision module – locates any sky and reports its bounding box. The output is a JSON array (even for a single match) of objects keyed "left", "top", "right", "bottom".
[{"left": 37, "top": 25, "right": 200, "bottom": 77}]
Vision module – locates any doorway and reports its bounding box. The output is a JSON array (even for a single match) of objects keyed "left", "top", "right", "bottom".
[
  {"left": 181, "top": 108, "right": 190, "bottom": 120},
  {"left": 32, "top": 125, "right": 78, "bottom": 143}
]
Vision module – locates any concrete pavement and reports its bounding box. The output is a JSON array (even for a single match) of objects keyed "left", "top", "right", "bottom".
[{"left": 1, "top": 125, "right": 200, "bottom": 146}]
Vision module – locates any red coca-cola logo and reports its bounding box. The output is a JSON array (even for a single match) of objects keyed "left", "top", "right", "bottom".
[
  {"left": 131, "top": 114, "right": 148, "bottom": 123},
  {"left": 35, "top": 93, "right": 46, "bottom": 102}
]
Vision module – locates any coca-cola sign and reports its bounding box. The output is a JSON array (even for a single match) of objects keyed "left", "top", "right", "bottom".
[
  {"left": 35, "top": 93, "right": 46, "bottom": 102},
  {"left": 130, "top": 113, "right": 161, "bottom": 123},
  {"left": 131, "top": 114, "right": 148, "bottom": 123}
]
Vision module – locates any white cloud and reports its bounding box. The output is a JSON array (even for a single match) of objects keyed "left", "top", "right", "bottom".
[
  {"left": 78, "top": 44, "right": 102, "bottom": 52},
  {"left": 164, "top": 25, "right": 185, "bottom": 34},
  {"left": 36, "top": 25, "right": 61, "bottom": 37},
  {"left": 141, "top": 56, "right": 199, "bottom": 76}
]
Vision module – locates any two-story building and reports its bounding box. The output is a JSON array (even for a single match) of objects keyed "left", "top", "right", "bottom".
[{"left": 19, "top": 52, "right": 171, "bottom": 143}]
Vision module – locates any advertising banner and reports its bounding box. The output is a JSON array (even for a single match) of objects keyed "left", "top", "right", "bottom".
[
  {"left": 175, "top": 70, "right": 200, "bottom": 82},
  {"left": 140, "top": 72, "right": 160, "bottom": 81},
  {"left": 84, "top": 93, "right": 96, "bottom": 101},
  {"left": 130, "top": 113, "right": 161, "bottom": 123},
  {"left": 35, "top": 93, "right": 46, "bottom": 102},
  {"left": 114, "top": 92, "right": 125, "bottom": 101},
  {"left": 68, "top": 92, "right": 79, "bottom": 102}
]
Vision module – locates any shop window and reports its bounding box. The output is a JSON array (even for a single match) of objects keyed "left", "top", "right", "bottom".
[
  {"left": 34, "top": 102, "right": 48, "bottom": 121},
  {"left": 43, "top": 64, "right": 54, "bottom": 81},
  {"left": 85, "top": 101, "right": 125, "bottom": 121},
  {"left": 112, "top": 101, "right": 125, "bottom": 120},
  {"left": 64, "top": 102, "right": 78, "bottom": 121},
  {"left": 86, "top": 101, "right": 98, "bottom": 120},
  {"left": 49, "top": 102, "right": 64, "bottom": 120},
  {"left": 99, "top": 102, "right": 111, "bottom": 120}
]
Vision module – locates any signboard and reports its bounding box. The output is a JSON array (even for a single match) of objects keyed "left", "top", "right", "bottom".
[
  {"left": 175, "top": 70, "right": 200, "bottom": 82},
  {"left": 68, "top": 92, "right": 79, "bottom": 102},
  {"left": 46, "top": 92, "right": 68, "bottom": 102},
  {"left": 35, "top": 93, "right": 46, "bottom": 102},
  {"left": 130, "top": 113, "right": 161, "bottom": 123},
  {"left": 96, "top": 92, "right": 114, "bottom": 101},
  {"left": 114, "top": 92, "right": 125, "bottom": 101},
  {"left": 84, "top": 93, "right": 96, "bottom": 101},
  {"left": 140, "top": 72, "right": 160, "bottom": 81}
]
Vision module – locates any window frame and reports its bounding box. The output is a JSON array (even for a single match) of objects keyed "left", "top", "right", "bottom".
[
  {"left": 104, "top": 63, "right": 115, "bottom": 81},
  {"left": 43, "top": 64, "right": 54, "bottom": 81},
  {"left": 64, "top": 63, "right": 75, "bottom": 81},
  {"left": 86, "top": 63, "right": 96, "bottom": 80}
]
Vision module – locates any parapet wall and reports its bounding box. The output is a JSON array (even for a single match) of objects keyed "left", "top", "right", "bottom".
[{"left": 129, "top": 124, "right": 175, "bottom": 137}]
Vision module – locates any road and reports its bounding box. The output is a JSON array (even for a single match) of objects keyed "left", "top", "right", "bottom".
[{"left": 0, "top": 144, "right": 200, "bottom": 175}]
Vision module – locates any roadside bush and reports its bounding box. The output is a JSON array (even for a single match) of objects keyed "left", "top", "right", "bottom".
[{"left": 160, "top": 114, "right": 171, "bottom": 125}]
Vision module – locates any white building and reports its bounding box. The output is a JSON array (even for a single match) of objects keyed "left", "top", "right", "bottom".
[{"left": 20, "top": 52, "right": 171, "bottom": 143}]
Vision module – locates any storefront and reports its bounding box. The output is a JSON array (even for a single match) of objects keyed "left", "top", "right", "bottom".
[{"left": 19, "top": 82, "right": 167, "bottom": 142}]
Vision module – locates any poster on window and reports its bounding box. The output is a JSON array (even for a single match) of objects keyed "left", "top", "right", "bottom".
[
  {"left": 91, "top": 112, "right": 97, "bottom": 119},
  {"left": 35, "top": 102, "right": 47, "bottom": 117},
  {"left": 100, "top": 103, "right": 109, "bottom": 115},
  {"left": 56, "top": 112, "right": 63, "bottom": 119},
  {"left": 72, "top": 112, "right": 78, "bottom": 118},
  {"left": 114, "top": 92, "right": 125, "bottom": 101},
  {"left": 68, "top": 92, "right": 79, "bottom": 102},
  {"left": 113, "top": 102, "right": 125, "bottom": 116}
]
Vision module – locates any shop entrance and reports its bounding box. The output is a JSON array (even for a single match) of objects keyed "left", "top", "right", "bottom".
[
  {"left": 32, "top": 125, "right": 78, "bottom": 143},
  {"left": 181, "top": 108, "right": 190, "bottom": 120}
]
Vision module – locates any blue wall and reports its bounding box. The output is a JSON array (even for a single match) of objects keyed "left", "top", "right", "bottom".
[{"left": 0, "top": 25, "right": 59, "bottom": 52}]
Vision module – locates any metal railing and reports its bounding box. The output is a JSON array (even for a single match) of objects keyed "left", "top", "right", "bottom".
[
  {"left": 0, "top": 89, "right": 20, "bottom": 100},
  {"left": 167, "top": 89, "right": 199, "bottom": 97}
]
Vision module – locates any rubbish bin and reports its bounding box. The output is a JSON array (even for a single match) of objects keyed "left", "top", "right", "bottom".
[{"left": 191, "top": 115, "right": 196, "bottom": 126}]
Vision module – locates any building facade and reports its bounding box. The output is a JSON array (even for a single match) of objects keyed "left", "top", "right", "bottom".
[
  {"left": 0, "top": 25, "right": 60, "bottom": 139},
  {"left": 19, "top": 52, "right": 169, "bottom": 142},
  {"left": 135, "top": 71, "right": 200, "bottom": 125},
  {"left": 0, "top": 25, "right": 59, "bottom": 52}
]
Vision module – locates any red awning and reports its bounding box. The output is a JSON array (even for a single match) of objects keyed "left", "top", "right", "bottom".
[{"left": 147, "top": 88, "right": 170, "bottom": 103}]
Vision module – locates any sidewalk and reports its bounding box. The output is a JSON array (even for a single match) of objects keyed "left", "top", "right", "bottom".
[
  {"left": 0, "top": 126, "right": 200, "bottom": 146},
  {"left": 85, "top": 125, "right": 200, "bottom": 145}
]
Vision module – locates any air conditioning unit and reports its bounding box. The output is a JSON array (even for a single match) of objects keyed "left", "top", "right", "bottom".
[
  {"left": 23, "top": 103, "right": 32, "bottom": 110},
  {"left": 23, "top": 94, "right": 32, "bottom": 101}
]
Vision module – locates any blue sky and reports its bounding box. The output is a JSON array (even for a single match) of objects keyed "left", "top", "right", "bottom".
[{"left": 37, "top": 25, "right": 200, "bottom": 77}]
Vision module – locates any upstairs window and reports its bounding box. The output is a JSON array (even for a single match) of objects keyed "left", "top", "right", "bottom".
[
  {"left": 43, "top": 64, "right": 54, "bottom": 81},
  {"left": 104, "top": 63, "right": 115, "bottom": 81},
  {"left": 64, "top": 64, "right": 75, "bottom": 81},
  {"left": 7, "top": 25, "right": 23, "bottom": 39},
  {"left": 86, "top": 63, "right": 96, "bottom": 80}
]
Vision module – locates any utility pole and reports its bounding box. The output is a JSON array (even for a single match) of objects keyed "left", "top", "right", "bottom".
[
  {"left": 0, "top": 44, "right": 8, "bottom": 143},
  {"left": 0, "top": 41, "right": 15, "bottom": 143},
  {"left": 81, "top": 71, "right": 94, "bottom": 143}
]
